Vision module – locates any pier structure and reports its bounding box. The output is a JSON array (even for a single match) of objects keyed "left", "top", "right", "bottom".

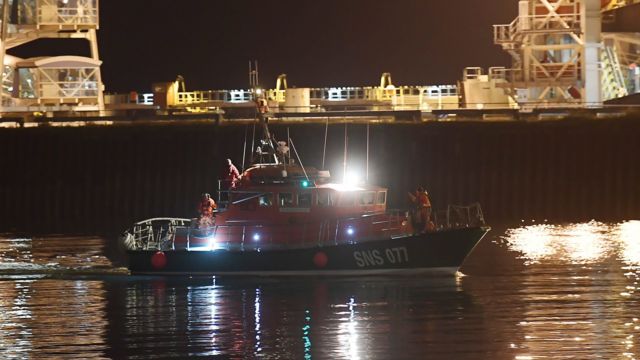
[
  {"left": 0, "top": 0, "right": 637, "bottom": 123},
  {"left": 0, "top": 0, "right": 103, "bottom": 116},
  {"left": 165, "top": 73, "right": 460, "bottom": 114},
  {"left": 106, "top": 73, "right": 461, "bottom": 116},
  {"left": 489, "top": 0, "right": 640, "bottom": 109}
]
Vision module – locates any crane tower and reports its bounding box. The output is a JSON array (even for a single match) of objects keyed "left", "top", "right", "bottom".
[
  {"left": 493, "top": 0, "right": 604, "bottom": 108},
  {"left": 0, "top": 0, "right": 103, "bottom": 117}
]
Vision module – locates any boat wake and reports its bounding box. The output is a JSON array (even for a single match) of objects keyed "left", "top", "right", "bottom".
[{"left": 0, "top": 235, "right": 129, "bottom": 278}]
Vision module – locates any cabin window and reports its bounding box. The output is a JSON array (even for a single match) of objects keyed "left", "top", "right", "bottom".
[
  {"left": 377, "top": 191, "right": 387, "bottom": 205},
  {"left": 259, "top": 193, "right": 273, "bottom": 207},
  {"left": 239, "top": 197, "right": 258, "bottom": 211},
  {"left": 338, "top": 192, "right": 356, "bottom": 206},
  {"left": 279, "top": 192, "right": 294, "bottom": 208},
  {"left": 298, "top": 192, "right": 312, "bottom": 208},
  {"left": 316, "top": 191, "right": 331, "bottom": 206},
  {"left": 360, "top": 192, "right": 376, "bottom": 205}
]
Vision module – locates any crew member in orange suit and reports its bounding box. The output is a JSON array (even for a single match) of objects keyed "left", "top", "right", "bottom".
[
  {"left": 226, "top": 158, "right": 241, "bottom": 189},
  {"left": 198, "top": 193, "right": 217, "bottom": 227},
  {"left": 416, "top": 186, "right": 434, "bottom": 232}
]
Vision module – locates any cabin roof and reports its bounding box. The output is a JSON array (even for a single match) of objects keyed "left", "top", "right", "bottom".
[{"left": 316, "top": 183, "right": 386, "bottom": 192}]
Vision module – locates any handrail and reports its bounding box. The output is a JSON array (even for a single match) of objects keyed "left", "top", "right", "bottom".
[
  {"left": 494, "top": 12, "right": 581, "bottom": 45},
  {"left": 36, "top": 0, "right": 99, "bottom": 27},
  {"left": 122, "top": 204, "right": 485, "bottom": 252}
]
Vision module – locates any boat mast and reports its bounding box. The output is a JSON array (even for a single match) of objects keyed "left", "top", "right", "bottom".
[
  {"left": 249, "top": 60, "right": 278, "bottom": 164},
  {"left": 343, "top": 123, "right": 348, "bottom": 182},
  {"left": 241, "top": 124, "right": 248, "bottom": 171},
  {"left": 322, "top": 117, "right": 328, "bottom": 169},
  {"left": 366, "top": 122, "right": 370, "bottom": 183}
]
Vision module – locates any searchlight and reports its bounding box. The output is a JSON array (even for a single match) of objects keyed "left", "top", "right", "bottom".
[{"left": 343, "top": 171, "right": 361, "bottom": 187}]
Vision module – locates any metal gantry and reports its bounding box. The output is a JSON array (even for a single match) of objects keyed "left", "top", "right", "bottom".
[
  {"left": 492, "top": 0, "right": 640, "bottom": 109},
  {"left": 0, "top": 0, "right": 104, "bottom": 117},
  {"left": 493, "top": 0, "right": 603, "bottom": 108}
]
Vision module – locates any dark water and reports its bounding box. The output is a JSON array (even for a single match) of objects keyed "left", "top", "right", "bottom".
[{"left": 1, "top": 222, "right": 639, "bottom": 359}]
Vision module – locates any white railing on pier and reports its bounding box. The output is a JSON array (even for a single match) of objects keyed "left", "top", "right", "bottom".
[
  {"left": 37, "top": 0, "right": 99, "bottom": 28},
  {"left": 157, "top": 85, "right": 459, "bottom": 112},
  {"left": 106, "top": 85, "right": 460, "bottom": 112},
  {"left": 494, "top": 13, "right": 581, "bottom": 46}
]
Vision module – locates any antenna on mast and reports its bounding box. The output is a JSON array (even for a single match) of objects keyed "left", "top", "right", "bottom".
[
  {"left": 249, "top": 60, "right": 259, "bottom": 88},
  {"left": 248, "top": 60, "right": 278, "bottom": 165}
]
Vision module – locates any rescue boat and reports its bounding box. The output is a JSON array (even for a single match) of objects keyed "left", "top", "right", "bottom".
[{"left": 121, "top": 159, "right": 489, "bottom": 275}]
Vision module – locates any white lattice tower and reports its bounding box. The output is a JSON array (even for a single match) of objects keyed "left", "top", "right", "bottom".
[
  {"left": 0, "top": 0, "right": 103, "bottom": 115},
  {"left": 494, "top": 0, "right": 603, "bottom": 108}
]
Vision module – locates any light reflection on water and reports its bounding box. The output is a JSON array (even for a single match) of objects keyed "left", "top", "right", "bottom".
[
  {"left": 496, "top": 221, "right": 640, "bottom": 360},
  {"left": 0, "top": 221, "right": 638, "bottom": 359},
  {"left": 0, "top": 235, "right": 123, "bottom": 275},
  {"left": 502, "top": 220, "right": 640, "bottom": 265}
]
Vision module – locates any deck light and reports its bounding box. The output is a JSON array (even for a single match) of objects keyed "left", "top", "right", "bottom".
[
  {"left": 210, "top": 237, "right": 227, "bottom": 251},
  {"left": 346, "top": 226, "right": 355, "bottom": 236},
  {"left": 253, "top": 233, "right": 261, "bottom": 241},
  {"left": 343, "top": 171, "right": 361, "bottom": 186},
  {"left": 189, "top": 236, "right": 220, "bottom": 251}
]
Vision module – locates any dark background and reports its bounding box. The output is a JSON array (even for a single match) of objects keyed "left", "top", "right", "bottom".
[
  {"left": 9, "top": 0, "right": 515, "bottom": 92},
  {"left": 2, "top": 118, "right": 639, "bottom": 235}
]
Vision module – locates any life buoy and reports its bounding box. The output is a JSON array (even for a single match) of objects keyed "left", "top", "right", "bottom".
[
  {"left": 151, "top": 251, "right": 167, "bottom": 269},
  {"left": 313, "top": 252, "right": 328, "bottom": 268}
]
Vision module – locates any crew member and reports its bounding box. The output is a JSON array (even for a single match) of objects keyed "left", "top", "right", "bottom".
[
  {"left": 226, "top": 158, "right": 240, "bottom": 189},
  {"left": 416, "top": 186, "right": 434, "bottom": 232},
  {"left": 198, "top": 193, "right": 217, "bottom": 227}
]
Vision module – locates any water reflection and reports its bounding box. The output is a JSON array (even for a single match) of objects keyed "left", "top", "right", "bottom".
[
  {"left": 498, "top": 221, "right": 640, "bottom": 360},
  {"left": 502, "top": 220, "right": 640, "bottom": 266},
  {"left": 105, "top": 276, "right": 473, "bottom": 359},
  {"left": 0, "top": 236, "right": 119, "bottom": 275},
  {"left": 0, "top": 225, "right": 638, "bottom": 359},
  {"left": 0, "top": 279, "right": 108, "bottom": 359},
  {"left": 337, "top": 297, "right": 359, "bottom": 360},
  {"left": 617, "top": 221, "right": 640, "bottom": 266}
]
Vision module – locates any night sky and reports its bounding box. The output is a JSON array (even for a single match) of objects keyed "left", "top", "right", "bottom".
[{"left": 11, "top": 0, "right": 516, "bottom": 93}]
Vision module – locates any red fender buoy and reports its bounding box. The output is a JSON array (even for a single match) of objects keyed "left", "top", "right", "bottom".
[
  {"left": 313, "top": 252, "right": 328, "bottom": 268},
  {"left": 151, "top": 251, "right": 167, "bottom": 270}
]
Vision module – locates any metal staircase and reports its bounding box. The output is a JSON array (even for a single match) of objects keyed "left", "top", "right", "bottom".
[{"left": 601, "top": 45, "right": 629, "bottom": 100}]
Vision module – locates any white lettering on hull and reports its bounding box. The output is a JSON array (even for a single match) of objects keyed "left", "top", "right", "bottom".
[{"left": 353, "top": 247, "right": 409, "bottom": 267}]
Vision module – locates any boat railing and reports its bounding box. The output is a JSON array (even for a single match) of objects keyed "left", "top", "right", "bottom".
[
  {"left": 432, "top": 202, "right": 485, "bottom": 230},
  {"left": 121, "top": 217, "right": 192, "bottom": 251}
]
